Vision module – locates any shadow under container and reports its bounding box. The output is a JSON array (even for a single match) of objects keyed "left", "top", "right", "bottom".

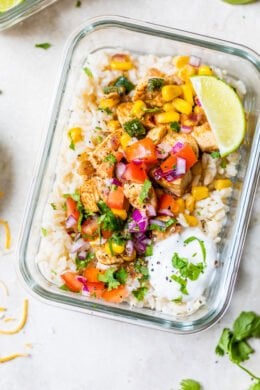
[{"left": 18, "top": 16, "right": 260, "bottom": 334}]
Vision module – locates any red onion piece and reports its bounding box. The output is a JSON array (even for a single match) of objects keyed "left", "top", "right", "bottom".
[
  {"left": 149, "top": 219, "right": 166, "bottom": 228},
  {"left": 176, "top": 157, "right": 186, "bottom": 175},
  {"left": 132, "top": 232, "right": 151, "bottom": 254},
  {"left": 76, "top": 276, "right": 87, "bottom": 284},
  {"left": 156, "top": 143, "right": 171, "bottom": 159},
  {"left": 116, "top": 162, "right": 126, "bottom": 180},
  {"left": 78, "top": 250, "right": 87, "bottom": 260},
  {"left": 71, "top": 238, "right": 90, "bottom": 253},
  {"left": 158, "top": 208, "right": 174, "bottom": 217},
  {"left": 195, "top": 96, "right": 202, "bottom": 107},
  {"left": 146, "top": 204, "right": 156, "bottom": 217},
  {"left": 172, "top": 142, "right": 184, "bottom": 154},
  {"left": 153, "top": 167, "right": 182, "bottom": 182},
  {"left": 132, "top": 159, "right": 142, "bottom": 165},
  {"left": 128, "top": 209, "right": 149, "bottom": 233},
  {"left": 66, "top": 215, "right": 77, "bottom": 229},
  {"left": 112, "top": 178, "right": 122, "bottom": 187},
  {"left": 125, "top": 240, "right": 134, "bottom": 256},
  {"left": 82, "top": 285, "right": 90, "bottom": 296},
  {"left": 180, "top": 125, "right": 192, "bottom": 134},
  {"left": 189, "top": 55, "right": 201, "bottom": 67}
]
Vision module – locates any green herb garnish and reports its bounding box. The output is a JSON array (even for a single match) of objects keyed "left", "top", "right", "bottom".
[
  {"left": 172, "top": 296, "right": 183, "bottom": 304},
  {"left": 220, "top": 159, "right": 227, "bottom": 169},
  {"left": 147, "top": 78, "right": 164, "bottom": 92},
  {"left": 134, "top": 259, "right": 149, "bottom": 281},
  {"left": 180, "top": 378, "right": 202, "bottom": 390},
  {"left": 97, "top": 200, "right": 122, "bottom": 233},
  {"left": 115, "top": 268, "right": 128, "bottom": 285},
  {"left": 98, "top": 107, "right": 113, "bottom": 115},
  {"left": 139, "top": 179, "right": 152, "bottom": 203},
  {"left": 41, "top": 227, "right": 48, "bottom": 237},
  {"left": 149, "top": 218, "right": 176, "bottom": 232},
  {"left": 114, "top": 76, "right": 135, "bottom": 94},
  {"left": 98, "top": 268, "right": 120, "bottom": 291},
  {"left": 170, "top": 121, "right": 181, "bottom": 132},
  {"left": 75, "top": 253, "right": 94, "bottom": 271},
  {"left": 59, "top": 284, "right": 70, "bottom": 291},
  {"left": 142, "top": 107, "right": 161, "bottom": 114},
  {"left": 104, "top": 153, "right": 117, "bottom": 165},
  {"left": 211, "top": 151, "right": 221, "bottom": 159},
  {"left": 50, "top": 203, "right": 57, "bottom": 210},
  {"left": 171, "top": 274, "right": 188, "bottom": 295},
  {"left": 83, "top": 67, "right": 93, "bottom": 78},
  {"left": 144, "top": 244, "right": 153, "bottom": 256},
  {"left": 132, "top": 286, "right": 148, "bottom": 301},
  {"left": 123, "top": 119, "right": 146, "bottom": 139},
  {"left": 184, "top": 236, "right": 206, "bottom": 263},
  {"left": 35, "top": 43, "right": 51, "bottom": 50}
]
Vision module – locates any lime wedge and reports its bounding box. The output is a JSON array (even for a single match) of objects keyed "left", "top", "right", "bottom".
[
  {"left": 0, "top": 0, "right": 24, "bottom": 12},
  {"left": 191, "top": 76, "right": 245, "bottom": 157}
]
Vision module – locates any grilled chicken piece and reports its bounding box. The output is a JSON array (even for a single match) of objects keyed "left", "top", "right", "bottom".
[
  {"left": 80, "top": 177, "right": 100, "bottom": 212},
  {"left": 162, "top": 132, "right": 199, "bottom": 157},
  {"left": 116, "top": 102, "right": 134, "bottom": 126},
  {"left": 151, "top": 169, "right": 192, "bottom": 197},
  {"left": 89, "top": 129, "right": 122, "bottom": 170},
  {"left": 192, "top": 122, "right": 218, "bottom": 152},
  {"left": 95, "top": 248, "right": 124, "bottom": 265},
  {"left": 146, "top": 126, "right": 167, "bottom": 145},
  {"left": 201, "top": 152, "right": 218, "bottom": 186},
  {"left": 77, "top": 160, "right": 95, "bottom": 178},
  {"left": 123, "top": 182, "right": 157, "bottom": 210}
]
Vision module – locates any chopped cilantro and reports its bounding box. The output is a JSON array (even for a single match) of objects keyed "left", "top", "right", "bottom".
[
  {"left": 172, "top": 296, "right": 183, "bottom": 303},
  {"left": 75, "top": 253, "right": 94, "bottom": 271},
  {"left": 41, "top": 227, "right": 48, "bottom": 236},
  {"left": 134, "top": 259, "right": 149, "bottom": 281},
  {"left": 98, "top": 107, "right": 113, "bottom": 115},
  {"left": 63, "top": 190, "right": 91, "bottom": 232},
  {"left": 97, "top": 200, "right": 122, "bottom": 233},
  {"left": 123, "top": 119, "right": 146, "bottom": 139},
  {"left": 35, "top": 43, "right": 51, "bottom": 50},
  {"left": 83, "top": 67, "right": 93, "bottom": 78},
  {"left": 104, "top": 153, "right": 117, "bottom": 165},
  {"left": 170, "top": 121, "right": 180, "bottom": 132},
  {"left": 132, "top": 286, "right": 148, "bottom": 301},
  {"left": 142, "top": 107, "right": 161, "bottom": 114},
  {"left": 180, "top": 378, "right": 201, "bottom": 390},
  {"left": 184, "top": 236, "right": 206, "bottom": 263},
  {"left": 50, "top": 203, "right": 57, "bottom": 210},
  {"left": 75, "top": 0, "right": 81, "bottom": 7},
  {"left": 144, "top": 244, "right": 153, "bottom": 256},
  {"left": 220, "top": 159, "right": 227, "bottom": 169},
  {"left": 98, "top": 268, "right": 120, "bottom": 291},
  {"left": 59, "top": 284, "right": 70, "bottom": 291},
  {"left": 149, "top": 218, "right": 176, "bottom": 232},
  {"left": 114, "top": 76, "right": 135, "bottom": 94},
  {"left": 103, "top": 85, "right": 124, "bottom": 95},
  {"left": 171, "top": 274, "right": 188, "bottom": 295},
  {"left": 115, "top": 268, "right": 128, "bottom": 285},
  {"left": 139, "top": 179, "right": 152, "bottom": 203},
  {"left": 211, "top": 151, "right": 221, "bottom": 158},
  {"left": 147, "top": 78, "right": 164, "bottom": 92}
]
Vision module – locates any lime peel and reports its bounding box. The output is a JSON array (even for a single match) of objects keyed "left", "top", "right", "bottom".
[
  {"left": 0, "top": 0, "right": 24, "bottom": 13},
  {"left": 191, "top": 75, "right": 245, "bottom": 157}
]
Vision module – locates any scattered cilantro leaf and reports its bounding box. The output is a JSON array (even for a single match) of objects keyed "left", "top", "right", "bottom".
[
  {"left": 114, "top": 76, "right": 135, "bottom": 94},
  {"left": 170, "top": 121, "right": 180, "bottom": 132},
  {"left": 211, "top": 151, "right": 221, "bottom": 159},
  {"left": 233, "top": 311, "right": 260, "bottom": 340},
  {"left": 180, "top": 378, "right": 201, "bottom": 390},
  {"left": 83, "top": 67, "right": 93, "bottom": 78},
  {"left": 41, "top": 227, "right": 48, "bottom": 236},
  {"left": 59, "top": 284, "right": 70, "bottom": 291},
  {"left": 172, "top": 295, "right": 183, "bottom": 303},
  {"left": 123, "top": 119, "right": 146, "bottom": 139},
  {"left": 184, "top": 236, "right": 206, "bottom": 263},
  {"left": 215, "top": 328, "right": 232, "bottom": 356},
  {"left": 249, "top": 383, "right": 260, "bottom": 390},
  {"left": 98, "top": 268, "right": 120, "bottom": 291},
  {"left": 50, "top": 203, "right": 57, "bottom": 210},
  {"left": 132, "top": 286, "right": 148, "bottom": 301},
  {"left": 171, "top": 274, "right": 188, "bottom": 295},
  {"left": 104, "top": 153, "right": 117, "bottom": 165},
  {"left": 147, "top": 78, "right": 164, "bottom": 92},
  {"left": 229, "top": 339, "right": 254, "bottom": 364},
  {"left": 144, "top": 244, "right": 153, "bottom": 256},
  {"left": 98, "top": 107, "right": 113, "bottom": 115},
  {"left": 115, "top": 268, "right": 128, "bottom": 285},
  {"left": 139, "top": 179, "right": 152, "bottom": 203},
  {"left": 75, "top": 253, "right": 94, "bottom": 271},
  {"left": 97, "top": 200, "right": 122, "bottom": 233},
  {"left": 220, "top": 159, "right": 227, "bottom": 169},
  {"left": 149, "top": 218, "right": 176, "bottom": 232},
  {"left": 134, "top": 259, "right": 149, "bottom": 281},
  {"left": 35, "top": 43, "right": 51, "bottom": 50}
]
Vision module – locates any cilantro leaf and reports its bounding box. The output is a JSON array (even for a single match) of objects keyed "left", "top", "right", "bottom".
[
  {"left": 98, "top": 107, "right": 113, "bottom": 115},
  {"left": 172, "top": 295, "right": 183, "bottom": 303},
  {"left": 83, "top": 67, "right": 93, "bottom": 78},
  {"left": 184, "top": 236, "right": 206, "bottom": 263},
  {"left": 149, "top": 218, "right": 176, "bottom": 232},
  {"left": 144, "top": 244, "right": 153, "bottom": 256},
  {"left": 172, "top": 252, "right": 188, "bottom": 271},
  {"left": 135, "top": 259, "right": 149, "bottom": 281},
  {"left": 249, "top": 383, "right": 260, "bottom": 390},
  {"left": 211, "top": 151, "right": 221, "bottom": 159},
  {"left": 104, "top": 153, "right": 117, "bottom": 165},
  {"left": 170, "top": 121, "right": 180, "bottom": 132},
  {"left": 59, "top": 284, "right": 70, "bottom": 291},
  {"left": 180, "top": 378, "right": 201, "bottom": 390},
  {"left": 98, "top": 268, "right": 120, "bottom": 291},
  {"left": 75, "top": 253, "right": 94, "bottom": 271},
  {"left": 97, "top": 201, "right": 122, "bottom": 233},
  {"left": 147, "top": 78, "right": 164, "bottom": 92},
  {"left": 132, "top": 286, "right": 148, "bottom": 301},
  {"left": 50, "top": 203, "right": 57, "bottom": 210},
  {"left": 114, "top": 76, "right": 135, "bottom": 94},
  {"left": 229, "top": 339, "right": 254, "bottom": 364},
  {"left": 41, "top": 227, "right": 48, "bottom": 236},
  {"left": 123, "top": 119, "right": 146, "bottom": 139},
  {"left": 142, "top": 107, "right": 161, "bottom": 114},
  {"left": 215, "top": 328, "right": 233, "bottom": 356},
  {"left": 171, "top": 274, "right": 188, "bottom": 295},
  {"left": 139, "top": 179, "right": 152, "bottom": 203},
  {"left": 233, "top": 311, "right": 260, "bottom": 341},
  {"left": 35, "top": 42, "right": 51, "bottom": 50},
  {"left": 115, "top": 268, "right": 128, "bottom": 285}
]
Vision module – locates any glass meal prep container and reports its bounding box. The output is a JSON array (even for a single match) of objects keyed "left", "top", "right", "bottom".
[
  {"left": 0, "top": 0, "right": 57, "bottom": 31},
  {"left": 17, "top": 16, "right": 260, "bottom": 334}
]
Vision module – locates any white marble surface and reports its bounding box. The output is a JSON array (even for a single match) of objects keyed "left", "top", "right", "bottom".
[{"left": 0, "top": 1, "right": 259, "bottom": 389}]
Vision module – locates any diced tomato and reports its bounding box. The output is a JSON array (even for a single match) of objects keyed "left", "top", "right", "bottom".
[
  {"left": 86, "top": 281, "right": 105, "bottom": 298},
  {"left": 123, "top": 162, "right": 148, "bottom": 183},
  {"left": 61, "top": 272, "right": 83, "bottom": 293},
  {"left": 158, "top": 194, "right": 179, "bottom": 214},
  {"left": 115, "top": 151, "right": 123, "bottom": 162},
  {"left": 106, "top": 186, "right": 126, "bottom": 210},
  {"left": 102, "top": 285, "right": 128, "bottom": 303},
  {"left": 66, "top": 197, "right": 80, "bottom": 221},
  {"left": 175, "top": 144, "right": 197, "bottom": 170},
  {"left": 101, "top": 229, "right": 113, "bottom": 239},
  {"left": 81, "top": 218, "right": 98, "bottom": 238},
  {"left": 160, "top": 155, "right": 177, "bottom": 173},
  {"left": 84, "top": 267, "right": 104, "bottom": 283},
  {"left": 125, "top": 138, "right": 157, "bottom": 164}
]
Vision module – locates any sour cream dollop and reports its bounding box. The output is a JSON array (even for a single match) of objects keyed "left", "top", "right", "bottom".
[{"left": 148, "top": 228, "right": 217, "bottom": 302}]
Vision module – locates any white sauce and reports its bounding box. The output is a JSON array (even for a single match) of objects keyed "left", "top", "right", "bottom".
[{"left": 148, "top": 228, "right": 216, "bottom": 302}]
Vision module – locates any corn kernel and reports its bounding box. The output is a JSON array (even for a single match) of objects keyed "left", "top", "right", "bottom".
[
  {"left": 161, "top": 85, "right": 182, "bottom": 102},
  {"left": 192, "top": 186, "right": 209, "bottom": 201},
  {"left": 176, "top": 198, "right": 185, "bottom": 214},
  {"left": 172, "top": 98, "right": 192, "bottom": 115},
  {"left": 110, "top": 61, "right": 133, "bottom": 71},
  {"left": 155, "top": 110, "right": 180, "bottom": 124},
  {"left": 163, "top": 102, "right": 175, "bottom": 112},
  {"left": 120, "top": 132, "right": 132, "bottom": 149},
  {"left": 185, "top": 195, "right": 195, "bottom": 212},
  {"left": 172, "top": 56, "right": 190, "bottom": 69},
  {"left": 111, "top": 208, "right": 128, "bottom": 220},
  {"left": 107, "top": 120, "right": 120, "bottom": 131},
  {"left": 198, "top": 65, "right": 213, "bottom": 76},
  {"left": 184, "top": 214, "right": 199, "bottom": 227},
  {"left": 194, "top": 105, "right": 204, "bottom": 115},
  {"left": 181, "top": 83, "right": 194, "bottom": 105},
  {"left": 178, "top": 64, "right": 196, "bottom": 81},
  {"left": 131, "top": 100, "right": 146, "bottom": 117},
  {"left": 68, "top": 127, "right": 83, "bottom": 144},
  {"left": 99, "top": 97, "right": 119, "bottom": 109},
  {"left": 213, "top": 179, "right": 232, "bottom": 190},
  {"left": 105, "top": 241, "right": 125, "bottom": 255}
]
